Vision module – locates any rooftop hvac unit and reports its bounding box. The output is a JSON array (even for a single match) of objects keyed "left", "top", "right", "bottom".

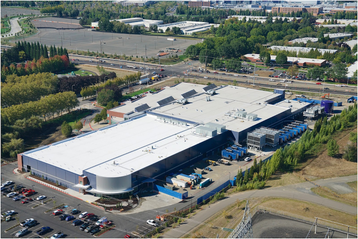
[
  {"left": 246, "top": 113, "right": 258, "bottom": 121},
  {"left": 236, "top": 110, "right": 247, "bottom": 118},
  {"left": 206, "top": 96, "right": 211, "bottom": 101},
  {"left": 177, "top": 98, "right": 188, "bottom": 105},
  {"left": 205, "top": 89, "right": 216, "bottom": 95}
]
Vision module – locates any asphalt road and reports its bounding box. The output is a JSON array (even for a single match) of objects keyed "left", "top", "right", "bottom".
[
  {"left": 3, "top": 17, "right": 22, "bottom": 38},
  {"left": 162, "top": 174, "right": 357, "bottom": 238},
  {"left": 70, "top": 55, "right": 357, "bottom": 97}
]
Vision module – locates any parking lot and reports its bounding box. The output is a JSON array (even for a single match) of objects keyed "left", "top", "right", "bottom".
[
  {"left": 15, "top": 26, "right": 201, "bottom": 58},
  {"left": 1, "top": 182, "right": 117, "bottom": 238}
]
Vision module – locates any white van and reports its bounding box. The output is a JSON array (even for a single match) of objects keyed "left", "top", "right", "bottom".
[{"left": 96, "top": 217, "right": 107, "bottom": 226}]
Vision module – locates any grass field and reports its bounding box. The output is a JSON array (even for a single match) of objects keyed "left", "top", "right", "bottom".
[
  {"left": 1, "top": 17, "right": 10, "bottom": 34},
  {"left": 265, "top": 172, "right": 305, "bottom": 188},
  {"left": 311, "top": 186, "right": 357, "bottom": 207},
  {"left": 77, "top": 64, "right": 135, "bottom": 78},
  {"left": 347, "top": 181, "right": 357, "bottom": 191},
  {"left": 181, "top": 197, "right": 357, "bottom": 238},
  {"left": 121, "top": 88, "right": 156, "bottom": 101}
]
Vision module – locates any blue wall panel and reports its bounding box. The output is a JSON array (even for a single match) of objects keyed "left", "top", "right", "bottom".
[
  {"left": 154, "top": 184, "right": 187, "bottom": 199},
  {"left": 197, "top": 180, "right": 231, "bottom": 204},
  {"left": 47, "top": 164, "right": 56, "bottom": 176}
]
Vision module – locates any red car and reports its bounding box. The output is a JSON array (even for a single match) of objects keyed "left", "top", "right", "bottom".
[
  {"left": 23, "top": 190, "right": 35, "bottom": 197},
  {"left": 86, "top": 213, "right": 95, "bottom": 218},
  {"left": 21, "top": 198, "right": 33, "bottom": 204},
  {"left": 124, "top": 234, "right": 131, "bottom": 238},
  {"left": 160, "top": 69, "right": 164, "bottom": 71},
  {"left": 53, "top": 209, "right": 64, "bottom": 215},
  {"left": 274, "top": 75, "right": 279, "bottom": 78},
  {"left": 316, "top": 82, "right": 322, "bottom": 85}
]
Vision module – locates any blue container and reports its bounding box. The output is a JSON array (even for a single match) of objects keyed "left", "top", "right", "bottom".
[
  {"left": 222, "top": 150, "right": 238, "bottom": 160},
  {"left": 300, "top": 124, "right": 308, "bottom": 131},
  {"left": 321, "top": 100, "right": 334, "bottom": 114},
  {"left": 228, "top": 147, "right": 244, "bottom": 157}
]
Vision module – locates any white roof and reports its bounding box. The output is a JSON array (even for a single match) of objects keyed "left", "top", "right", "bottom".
[
  {"left": 347, "top": 61, "right": 357, "bottom": 78},
  {"left": 109, "top": 83, "right": 206, "bottom": 114},
  {"left": 151, "top": 85, "right": 289, "bottom": 132},
  {"left": 345, "top": 39, "right": 357, "bottom": 49},
  {"left": 245, "top": 53, "right": 326, "bottom": 64},
  {"left": 270, "top": 46, "right": 337, "bottom": 54},
  {"left": 24, "top": 115, "right": 208, "bottom": 177},
  {"left": 324, "top": 33, "right": 353, "bottom": 39},
  {"left": 275, "top": 100, "right": 311, "bottom": 114},
  {"left": 289, "top": 37, "right": 319, "bottom": 44}
]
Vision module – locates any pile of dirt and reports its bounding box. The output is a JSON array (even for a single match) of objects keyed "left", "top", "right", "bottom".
[{"left": 95, "top": 197, "right": 139, "bottom": 212}]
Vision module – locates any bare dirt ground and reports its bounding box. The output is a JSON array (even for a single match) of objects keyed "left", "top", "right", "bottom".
[
  {"left": 249, "top": 71, "right": 274, "bottom": 77},
  {"left": 38, "top": 126, "right": 66, "bottom": 146},
  {"left": 77, "top": 64, "right": 136, "bottom": 78},
  {"left": 299, "top": 127, "right": 357, "bottom": 180}
]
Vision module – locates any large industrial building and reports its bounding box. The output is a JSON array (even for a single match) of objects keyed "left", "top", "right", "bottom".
[
  {"left": 244, "top": 53, "right": 327, "bottom": 66},
  {"left": 18, "top": 83, "right": 311, "bottom": 197}
]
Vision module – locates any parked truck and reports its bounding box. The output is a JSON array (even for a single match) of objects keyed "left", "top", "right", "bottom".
[
  {"left": 167, "top": 38, "right": 176, "bottom": 41},
  {"left": 199, "top": 178, "right": 212, "bottom": 189},
  {"left": 347, "top": 96, "right": 357, "bottom": 103},
  {"left": 221, "top": 149, "right": 238, "bottom": 160}
]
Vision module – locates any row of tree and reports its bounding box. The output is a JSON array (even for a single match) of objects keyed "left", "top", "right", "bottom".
[
  {"left": 1, "top": 91, "right": 79, "bottom": 125},
  {"left": 58, "top": 72, "right": 116, "bottom": 95},
  {"left": 236, "top": 103, "right": 357, "bottom": 190},
  {"left": 2, "top": 73, "right": 58, "bottom": 108},
  {"left": 1, "top": 55, "right": 71, "bottom": 80}
]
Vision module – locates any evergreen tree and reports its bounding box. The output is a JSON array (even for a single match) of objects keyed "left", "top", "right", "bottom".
[
  {"left": 50, "top": 46, "right": 54, "bottom": 57},
  {"left": 44, "top": 46, "right": 49, "bottom": 58},
  {"left": 54, "top": 45, "right": 58, "bottom": 56},
  {"left": 243, "top": 168, "right": 249, "bottom": 184},
  {"left": 63, "top": 48, "right": 68, "bottom": 59},
  {"left": 327, "top": 139, "right": 339, "bottom": 157}
]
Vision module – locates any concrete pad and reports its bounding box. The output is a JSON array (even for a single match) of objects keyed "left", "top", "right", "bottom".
[
  {"left": 122, "top": 193, "right": 181, "bottom": 214},
  {"left": 326, "top": 183, "right": 355, "bottom": 194}
]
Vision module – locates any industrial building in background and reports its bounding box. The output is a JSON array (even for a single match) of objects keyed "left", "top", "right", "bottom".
[{"left": 17, "top": 83, "right": 314, "bottom": 197}]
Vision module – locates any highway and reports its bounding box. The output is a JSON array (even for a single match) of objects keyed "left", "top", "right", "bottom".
[{"left": 70, "top": 54, "right": 357, "bottom": 97}]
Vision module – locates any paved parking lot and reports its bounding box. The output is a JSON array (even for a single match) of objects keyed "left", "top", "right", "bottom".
[{"left": 15, "top": 28, "right": 201, "bottom": 58}]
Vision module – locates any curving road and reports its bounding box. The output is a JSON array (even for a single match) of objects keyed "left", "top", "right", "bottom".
[
  {"left": 162, "top": 175, "right": 357, "bottom": 238},
  {"left": 3, "top": 17, "right": 23, "bottom": 38}
]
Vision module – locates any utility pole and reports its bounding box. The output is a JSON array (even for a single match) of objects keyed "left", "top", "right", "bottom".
[
  {"left": 253, "top": 63, "right": 256, "bottom": 86},
  {"left": 204, "top": 48, "right": 208, "bottom": 72},
  {"left": 145, "top": 45, "right": 147, "bottom": 59}
]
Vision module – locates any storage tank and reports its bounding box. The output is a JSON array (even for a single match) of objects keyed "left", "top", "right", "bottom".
[{"left": 321, "top": 100, "right": 334, "bottom": 114}]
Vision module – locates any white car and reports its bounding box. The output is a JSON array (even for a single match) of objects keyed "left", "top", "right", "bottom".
[
  {"left": 269, "top": 78, "right": 275, "bottom": 82},
  {"left": 15, "top": 228, "right": 28, "bottom": 237},
  {"left": 203, "top": 76, "right": 208, "bottom": 79},
  {"left": 36, "top": 195, "right": 47, "bottom": 201},
  {"left": 146, "top": 220, "right": 158, "bottom": 227},
  {"left": 5, "top": 210, "right": 16, "bottom": 216},
  {"left": 79, "top": 212, "right": 88, "bottom": 219},
  {"left": 2, "top": 181, "right": 13, "bottom": 187},
  {"left": 7, "top": 192, "right": 17, "bottom": 198},
  {"left": 244, "top": 157, "right": 252, "bottom": 162},
  {"left": 335, "top": 84, "right": 343, "bottom": 87}
]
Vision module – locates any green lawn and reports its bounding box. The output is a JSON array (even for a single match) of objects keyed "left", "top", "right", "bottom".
[
  {"left": 1, "top": 17, "right": 10, "bottom": 34},
  {"left": 73, "top": 70, "right": 93, "bottom": 76},
  {"left": 121, "top": 88, "right": 156, "bottom": 101},
  {"left": 46, "top": 109, "right": 92, "bottom": 128}
]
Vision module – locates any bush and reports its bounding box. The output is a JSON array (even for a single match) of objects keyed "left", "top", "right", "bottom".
[
  {"left": 74, "top": 120, "right": 83, "bottom": 130},
  {"left": 97, "top": 89, "right": 114, "bottom": 106},
  {"left": 327, "top": 139, "right": 339, "bottom": 157},
  {"left": 61, "top": 121, "right": 72, "bottom": 137}
]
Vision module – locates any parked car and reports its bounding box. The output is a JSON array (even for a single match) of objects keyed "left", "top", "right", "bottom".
[
  {"left": 53, "top": 209, "right": 64, "bottom": 216},
  {"left": 13, "top": 195, "right": 25, "bottom": 201},
  {"left": 65, "top": 215, "right": 75, "bottom": 221},
  {"left": 7, "top": 192, "right": 17, "bottom": 198},
  {"left": 23, "top": 189, "right": 35, "bottom": 197},
  {"left": 96, "top": 217, "right": 107, "bottom": 226},
  {"left": 20, "top": 218, "right": 33, "bottom": 227},
  {"left": 21, "top": 198, "right": 33, "bottom": 204},
  {"left": 50, "top": 232, "right": 65, "bottom": 239},
  {"left": 23, "top": 219, "right": 37, "bottom": 228},
  {"left": 86, "top": 215, "right": 99, "bottom": 222},
  {"left": 72, "top": 219, "right": 83, "bottom": 226},
  {"left": 85, "top": 224, "right": 98, "bottom": 233},
  {"left": 71, "top": 209, "right": 80, "bottom": 215},
  {"left": 79, "top": 212, "right": 88, "bottom": 219},
  {"left": 124, "top": 234, "right": 131, "bottom": 238},
  {"left": 160, "top": 69, "right": 164, "bottom": 71},
  {"left": 146, "top": 220, "right": 158, "bottom": 227},
  {"left": 244, "top": 157, "right": 252, "bottom": 162},
  {"left": 90, "top": 227, "right": 101, "bottom": 235},
  {"left": 36, "top": 195, "right": 47, "bottom": 201},
  {"left": 2, "top": 181, "right": 13, "bottom": 187},
  {"left": 15, "top": 228, "right": 28, "bottom": 237},
  {"left": 80, "top": 222, "right": 90, "bottom": 231},
  {"left": 4, "top": 210, "right": 16, "bottom": 216},
  {"left": 59, "top": 214, "right": 69, "bottom": 221},
  {"left": 36, "top": 226, "right": 51, "bottom": 235}
]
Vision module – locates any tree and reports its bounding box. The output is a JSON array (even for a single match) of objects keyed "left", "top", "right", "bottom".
[
  {"left": 97, "top": 89, "right": 114, "bottom": 106},
  {"left": 226, "top": 59, "right": 241, "bottom": 72},
  {"left": 307, "top": 66, "right": 325, "bottom": 80},
  {"left": 287, "top": 65, "right": 299, "bottom": 77},
  {"left": 212, "top": 59, "right": 223, "bottom": 70},
  {"left": 327, "top": 139, "right": 339, "bottom": 157},
  {"left": 276, "top": 52, "right": 287, "bottom": 66},
  {"left": 260, "top": 51, "right": 270, "bottom": 66},
  {"left": 93, "top": 114, "right": 103, "bottom": 123},
  {"left": 74, "top": 121, "right": 83, "bottom": 131},
  {"left": 330, "top": 63, "right": 348, "bottom": 80},
  {"left": 61, "top": 121, "right": 72, "bottom": 137}
]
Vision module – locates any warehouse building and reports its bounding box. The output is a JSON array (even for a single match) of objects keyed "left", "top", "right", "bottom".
[
  {"left": 289, "top": 37, "right": 319, "bottom": 44},
  {"left": 269, "top": 46, "right": 337, "bottom": 54},
  {"left": 18, "top": 83, "right": 310, "bottom": 197},
  {"left": 157, "top": 21, "right": 209, "bottom": 35},
  {"left": 244, "top": 53, "right": 327, "bottom": 67}
]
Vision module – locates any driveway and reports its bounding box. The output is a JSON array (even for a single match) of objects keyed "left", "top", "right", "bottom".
[{"left": 3, "top": 17, "right": 23, "bottom": 37}]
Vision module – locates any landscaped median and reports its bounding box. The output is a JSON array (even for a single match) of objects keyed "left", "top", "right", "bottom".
[
  {"left": 93, "top": 225, "right": 116, "bottom": 237},
  {"left": 4, "top": 223, "right": 20, "bottom": 233}
]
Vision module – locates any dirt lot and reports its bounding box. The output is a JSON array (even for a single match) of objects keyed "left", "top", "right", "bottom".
[
  {"left": 298, "top": 127, "right": 357, "bottom": 180},
  {"left": 77, "top": 64, "right": 137, "bottom": 78},
  {"left": 249, "top": 70, "right": 274, "bottom": 78}
]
